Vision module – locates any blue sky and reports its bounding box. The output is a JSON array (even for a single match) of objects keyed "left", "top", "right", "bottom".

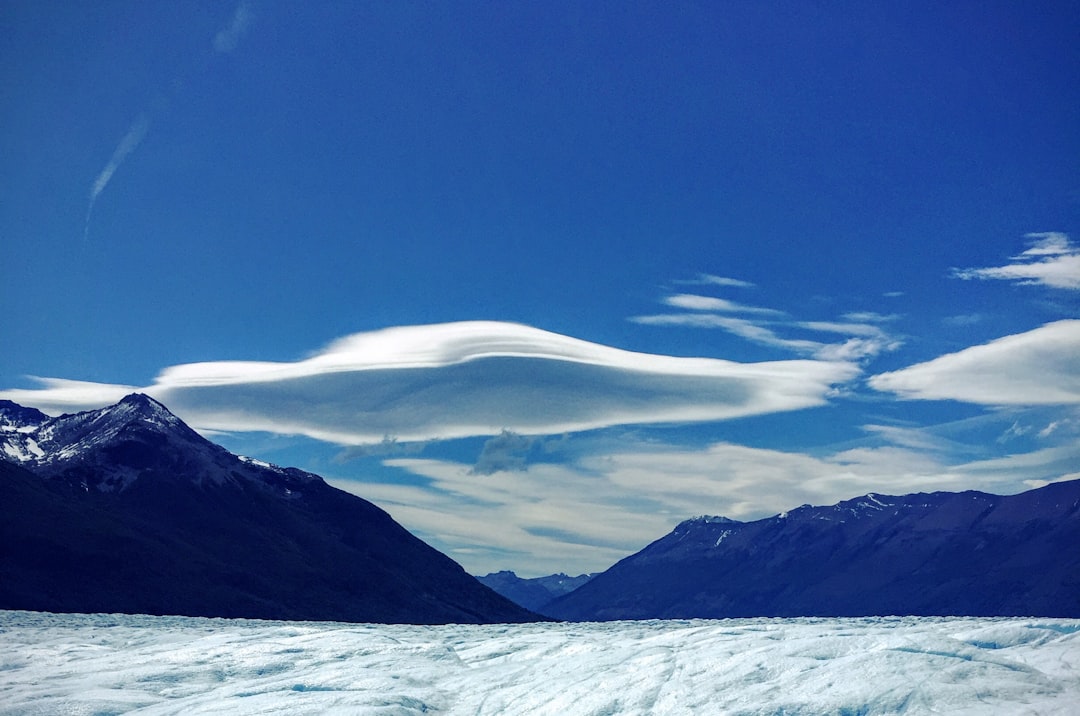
[{"left": 2, "top": 1, "right": 1078, "bottom": 576}]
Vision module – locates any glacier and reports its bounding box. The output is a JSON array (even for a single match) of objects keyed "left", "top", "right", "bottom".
[{"left": 1, "top": 611, "right": 1078, "bottom": 715}]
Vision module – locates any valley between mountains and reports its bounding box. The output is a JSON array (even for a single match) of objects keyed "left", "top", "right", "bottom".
[{"left": 2, "top": 394, "right": 1078, "bottom": 623}]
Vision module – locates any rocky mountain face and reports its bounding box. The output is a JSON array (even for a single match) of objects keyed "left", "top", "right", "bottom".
[
  {"left": 545, "top": 482, "right": 1080, "bottom": 621},
  {"left": 476, "top": 571, "right": 596, "bottom": 613},
  {"left": 0, "top": 395, "right": 539, "bottom": 624}
]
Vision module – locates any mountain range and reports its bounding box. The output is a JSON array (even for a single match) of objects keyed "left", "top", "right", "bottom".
[
  {"left": 544, "top": 481, "right": 1080, "bottom": 620},
  {"left": 0, "top": 395, "right": 538, "bottom": 624},
  {"left": 476, "top": 571, "right": 596, "bottom": 612},
  {"left": 4, "top": 394, "right": 1077, "bottom": 623}
]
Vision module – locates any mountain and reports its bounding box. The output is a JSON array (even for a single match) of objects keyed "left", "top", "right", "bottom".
[
  {"left": 476, "top": 570, "right": 596, "bottom": 613},
  {"left": 0, "top": 395, "right": 539, "bottom": 624},
  {"left": 545, "top": 482, "right": 1080, "bottom": 621}
]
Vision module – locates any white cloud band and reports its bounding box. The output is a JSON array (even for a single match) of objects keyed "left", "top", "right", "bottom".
[
  {"left": 952, "top": 232, "right": 1080, "bottom": 290},
  {"left": 869, "top": 320, "right": 1080, "bottom": 405},
  {"left": 1, "top": 322, "right": 859, "bottom": 444}
]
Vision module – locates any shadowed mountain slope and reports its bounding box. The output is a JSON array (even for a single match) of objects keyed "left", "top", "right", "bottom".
[
  {"left": 0, "top": 395, "right": 539, "bottom": 624},
  {"left": 545, "top": 481, "right": 1080, "bottom": 621}
]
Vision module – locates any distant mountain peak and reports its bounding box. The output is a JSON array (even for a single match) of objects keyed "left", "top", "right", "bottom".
[
  {"left": 117, "top": 392, "right": 165, "bottom": 409},
  {"left": 677, "top": 515, "right": 740, "bottom": 529},
  {"left": 105, "top": 393, "right": 186, "bottom": 429},
  {"left": 476, "top": 570, "right": 597, "bottom": 614}
]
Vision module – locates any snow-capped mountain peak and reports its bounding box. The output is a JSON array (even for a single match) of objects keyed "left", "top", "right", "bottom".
[
  {"left": 109, "top": 393, "right": 184, "bottom": 427},
  {"left": 1, "top": 394, "right": 250, "bottom": 492},
  {"left": 677, "top": 515, "right": 740, "bottom": 529},
  {"left": 19, "top": 393, "right": 198, "bottom": 458},
  {"left": 0, "top": 395, "right": 540, "bottom": 625},
  {"left": 0, "top": 400, "right": 49, "bottom": 433},
  {"left": 64, "top": 392, "right": 189, "bottom": 440}
]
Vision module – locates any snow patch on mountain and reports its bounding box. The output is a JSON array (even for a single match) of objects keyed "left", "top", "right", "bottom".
[
  {"left": 714, "top": 529, "right": 733, "bottom": 546},
  {"left": 3, "top": 437, "right": 43, "bottom": 462},
  {"left": 239, "top": 455, "right": 275, "bottom": 469}
]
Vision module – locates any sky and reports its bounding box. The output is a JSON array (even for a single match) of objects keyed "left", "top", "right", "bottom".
[{"left": 2, "top": 1, "right": 1078, "bottom": 577}]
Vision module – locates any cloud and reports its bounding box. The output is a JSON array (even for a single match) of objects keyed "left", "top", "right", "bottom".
[
  {"left": 214, "top": 1, "right": 253, "bottom": 53},
  {"left": 635, "top": 280, "right": 903, "bottom": 363},
  {"left": 796, "top": 321, "right": 890, "bottom": 338},
  {"left": 632, "top": 313, "right": 900, "bottom": 362},
  {"left": 860, "top": 423, "right": 980, "bottom": 456},
  {"left": 942, "top": 313, "right": 985, "bottom": 327},
  {"left": 471, "top": 430, "right": 534, "bottom": 475},
  {"left": 334, "top": 436, "right": 426, "bottom": 462},
  {"left": 88, "top": 116, "right": 150, "bottom": 205},
  {"left": 0, "top": 321, "right": 859, "bottom": 444},
  {"left": 952, "top": 232, "right": 1080, "bottom": 290},
  {"left": 331, "top": 458, "right": 656, "bottom": 576},
  {"left": 675, "top": 274, "right": 756, "bottom": 288},
  {"left": 329, "top": 423, "right": 1078, "bottom": 575},
  {"left": 998, "top": 421, "right": 1031, "bottom": 443},
  {"left": 82, "top": 2, "right": 253, "bottom": 242},
  {"left": 869, "top": 320, "right": 1080, "bottom": 405},
  {"left": 663, "top": 294, "right": 785, "bottom": 315},
  {"left": 0, "top": 377, "right": 141, "bottom": 410},
  {"left": 633, "top": 313, "right": 823, "bottom": 352},
  {"left": 1038, "top": 417, "right": 1080, "bottom": 439},
  {"left": 842, "top": 311, "right": 900, "bottom": 323},
  {"left": 1018, "top": 232, "right": 1075, "bottom": 256},
  {"left": 82, "top": 115, "right": 151, "bottom": 241}
]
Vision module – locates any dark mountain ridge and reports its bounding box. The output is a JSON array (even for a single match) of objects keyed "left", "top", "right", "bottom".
[
  {"left": 476, "top": 570, "right": 596, "bottom": 613},
  {"left": 0, "top": 395, "right": 539, "bottom": 624},
  {"left": 545, "top": 481, "right": 1080, "bottom": 621}
]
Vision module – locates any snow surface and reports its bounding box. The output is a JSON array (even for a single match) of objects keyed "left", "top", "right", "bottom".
[{"left": 1, "top": 611, "right": 1078, "bottom": 715}]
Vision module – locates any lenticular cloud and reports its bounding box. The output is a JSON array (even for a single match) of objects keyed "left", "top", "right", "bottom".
[{"left": 0, "top": 322, "right": 858, "bottom": 443}]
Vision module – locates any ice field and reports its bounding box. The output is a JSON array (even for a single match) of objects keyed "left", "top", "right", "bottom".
[{"left": 1, "top": 611, "right": 1078, "bottom": 715}]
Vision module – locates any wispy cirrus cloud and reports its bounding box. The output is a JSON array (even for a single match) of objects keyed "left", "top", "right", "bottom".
[
  {"left": 675, "top": 274, "right": 756, "bottom": 289},
  {"left": 842, "top": 311, "right": 900, "bottom": 323},
  {"left": 663, "top": 294, "right": 785, "bottom": 315},
  {"left": 0, "top": 322, "right": 859, "bottom": 444},
  {"left": 942, "top": 313, "right": 985, "bottom": 327},
  {"left": 632, "top": 281, "right": 902, "bottom": 362},
  {"left": 633, "top": 313, "right": 823, "bottom": 352},
  {"left": 952, "top": 232, "right": 1080, "bottom": 290},
  {"left": 796, "top": 321, "right": 892, "bottom": 338},
  {"left": 869, "top": 320, "right": 1080, "bottom": 405},
  {"left": 330, "top": 419, "right": 1079, "bottom": 575}
]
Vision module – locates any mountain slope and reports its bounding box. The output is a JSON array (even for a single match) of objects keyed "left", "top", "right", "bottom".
[
  {"left": 0, "top": 395, "right": 539, "bottom": 624},
  {"left": 545, "top": 482, "right": 1080, "bottom": 621}
]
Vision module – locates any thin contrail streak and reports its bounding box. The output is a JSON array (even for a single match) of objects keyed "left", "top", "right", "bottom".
[
  {"left": 81, "top": 1, "right": 251, "bottom": 244},
  {"left": 214, "top": 1, "right": 252, "bottom": 53},
  {"left": 82, "top": 114, "right": 150, "bottom": 243}
]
